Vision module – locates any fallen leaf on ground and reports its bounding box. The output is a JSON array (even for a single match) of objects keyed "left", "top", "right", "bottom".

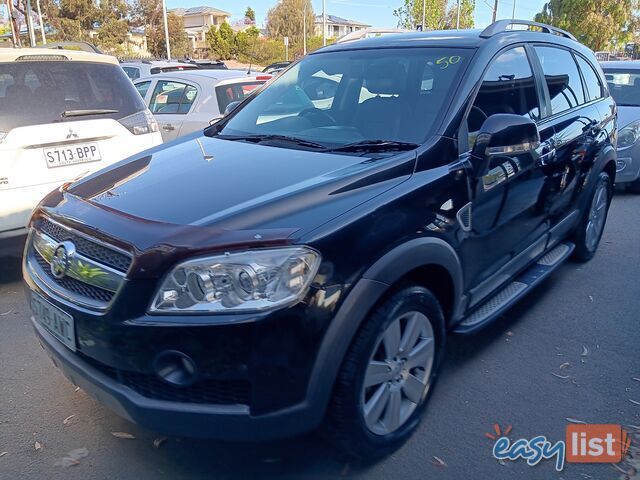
[
  {"left": 559, "top": 362, "right": 570, "bottom": 370},
  {"left": 588, "top": 295, "right": 594, "bottom": 302},
  {"left": 551, "top": 372, "right": 570, "bottom": 379},
  {"left": 581, "top": 346, "right": 589, "bottom": 357},
  {"left": 430, "top": 456, "right": 447, "bottom": 468},
  {"left": 566, "top": 418, "right": 587, "bottom": 424},
  {"left": 111, "top": 432, "right": 135, "bottom": 439},
  {"left": 629, "top": 399, "right": 640, "bottom": 406},
  {"left": 54, "top": 447, "right": 88, "bottom": 467},
  {"left": 34, "top": 441, "right": 42, "bottom": 451},
  {"left": 506, "top": 331, "right": 513, "bottom": 336},
  {"left": 74, "top": 387, "right": 81, "bottom": 392},
  {"left": 0, "top": 310, "right": 11, "bottom": 316},
  {"left": 63, "top": 415, "right": 75, "bottom": 425},
  {"left": 0, "top": 452, "right": 7, "bottom": 458},
  {"left": 153, "top": 437, "right": 167, "bottom": 449}
]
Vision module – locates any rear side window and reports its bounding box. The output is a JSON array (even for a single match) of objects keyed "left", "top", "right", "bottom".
[
  {"left": 534, "top": 46, "right": 585, "bottom": 114},
  {"left": 575, "top": 55, "right": 603, "bottom": 101},
  {"left": 123, "top": 66, "right": 140, "bottom": 80},
  {"left": 135, "top": 81, "right": 151, "bottom": 99},
  {"left": 149, "top": 81, "right": 198, "bottom": 114},
  {"left": 215, "top": 81, "right": 264, "bottom": 113},
  {"left": 468, "top": 47, "right": 540, "bottom": 143},
  {"left": 0, "top": 61, "right": 146, "bottom": 132}
]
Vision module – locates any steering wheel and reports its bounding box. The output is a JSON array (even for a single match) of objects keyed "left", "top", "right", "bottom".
[{"left": 299, "top": 107, "right": 336, "bottom": 126}]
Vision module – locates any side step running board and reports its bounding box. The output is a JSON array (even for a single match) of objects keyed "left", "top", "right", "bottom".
[{"left": 454, "top": 242, "right": 575, "bottom": 334}]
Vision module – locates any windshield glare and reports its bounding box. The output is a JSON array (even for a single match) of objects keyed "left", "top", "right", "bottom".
[
  {"left": 218, "top": 48, "right": 468, "bottom": 148},
  {"left": 604, "top": 69, "right": 640, "bottom": 106},
  {"left": 0, "top": 61, "right": 146, "bottom": 132}
]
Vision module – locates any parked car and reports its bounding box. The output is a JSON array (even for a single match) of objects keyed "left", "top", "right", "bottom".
[
  {"left": 0, "top": 48, "right": 162, "bottom": 256},
  {"left": 183, "top": 59, "right": 228, "bottom": 70},
  {"left": 24, "top": 20, "right": 616, "bottom": 459},
  {"left": 262, "top": 61, "right": 291, "bottom": 74},
  {"left": 602, "top": 61, "right": 640, "bottom": 192},
  {"left": 120, "top": 60, "right": 200, "bottom": 81},
  {"left": 134, "top": 70, "right": 271, "bottom": 141}
]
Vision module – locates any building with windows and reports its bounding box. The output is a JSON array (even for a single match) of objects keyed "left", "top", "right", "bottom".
[
  {"left": 314, "top": 14, "right": 370, "bottom": 39},
  {"left": 170, "top": 6, "right": 231, "bottom": 53}
]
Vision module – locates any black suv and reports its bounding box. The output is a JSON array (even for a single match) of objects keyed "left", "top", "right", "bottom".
[{"left": 24, "top": 20, "right": 616, "bottom": 458}]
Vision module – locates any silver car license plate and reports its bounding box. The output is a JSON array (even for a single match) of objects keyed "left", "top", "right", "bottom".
[{"left": 31, "top": 292, "right": 76, "bottom": 351}]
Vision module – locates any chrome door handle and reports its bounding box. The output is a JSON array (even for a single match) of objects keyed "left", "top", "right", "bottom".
[
  {"left": 537, "top": 148, "right": 556, "bottom": 167},
  {"left": 162, "top": 124, "right": 176, "bottom": 131}
]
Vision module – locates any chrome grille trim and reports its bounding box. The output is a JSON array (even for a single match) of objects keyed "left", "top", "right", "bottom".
[{"left": 31, "top": 229, "right": 124, "bottom": 293}]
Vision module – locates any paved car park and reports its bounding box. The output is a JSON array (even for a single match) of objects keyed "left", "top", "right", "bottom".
[{"left": 0, "top": 191, "right": 638, "bottom": 479}]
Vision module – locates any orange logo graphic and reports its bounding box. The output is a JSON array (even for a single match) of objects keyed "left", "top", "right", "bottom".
[{"left": 566, "top": 424, "right": 632, "bottom": 463}]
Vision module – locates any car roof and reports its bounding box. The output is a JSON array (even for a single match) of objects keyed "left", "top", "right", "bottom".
[
  {"left": 135, "top": 69, "right": 268, "bottom": 82},
  {"left": 601, "top": 60, "right": 640, "bottom": 70},
  {"left": 0, "top": 47, "right": 118, "bottom": 65}
]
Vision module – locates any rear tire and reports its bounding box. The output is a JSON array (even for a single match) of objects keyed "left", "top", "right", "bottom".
[
  {"left": 324, "top": 285, "right": 445, "bottom": 460},
  {"left": 572, "top": 171, "right": 612, "bottom": 262}
]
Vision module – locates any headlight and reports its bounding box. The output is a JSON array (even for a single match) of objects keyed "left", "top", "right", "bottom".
[
  {"left": 150, "top": 247, "right": 321, "bottom": 314},
  {"left": 617, "top": 120, "right": 640, "bottom": 149},
  {"left": 118, "top": 109, "right": 159, "bottom": 135}
]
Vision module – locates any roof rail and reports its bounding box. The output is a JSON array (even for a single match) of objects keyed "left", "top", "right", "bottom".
[{"left": 480, "top": 19, "right": 576, "bottom": 41}]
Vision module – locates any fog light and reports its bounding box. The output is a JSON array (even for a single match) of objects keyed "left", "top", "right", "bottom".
[{"left": 154, "top": 351, "right": 198, "bottom": 387}]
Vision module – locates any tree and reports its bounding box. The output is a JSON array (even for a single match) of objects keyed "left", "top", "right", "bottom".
[
  {"left": 245, "top": 6, "right": 255, "bottom": 23},
  {"left": 394, "top": 0, "right": 475, "bottom": 30},
  {"left": 206, "top": 24, "right": 231, "bottom": 59},
  {"left": 95, "top": 17, "right": 128, "bottom": 52},
  {"left": 146, "top": 11, "right": 189, "bottom": 58},
  {"left": 266, "top": 0, "right": 314, "bottom": 43},
  {"left": 534, "top": 0, "right": 640, "bottom": 51}
]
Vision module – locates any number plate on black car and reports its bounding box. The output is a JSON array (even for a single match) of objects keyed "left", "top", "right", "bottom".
[{"left": 31, "top": 292, "right": 76, "bottom": 351}]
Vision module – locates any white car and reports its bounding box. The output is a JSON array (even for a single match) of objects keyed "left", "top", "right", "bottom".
[
  {"left": 0, "top": 48, "right": 162, "bottom": 256},
  {"left": 120, "top": 60, "right": 200, "bottom": 81},
  {"left": 134, "top": 70, "right": 272, "bottom": 142}
]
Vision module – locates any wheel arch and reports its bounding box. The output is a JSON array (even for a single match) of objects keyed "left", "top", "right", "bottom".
[{"left": 304, "top": 237, "right": 464, "bottom": 425}]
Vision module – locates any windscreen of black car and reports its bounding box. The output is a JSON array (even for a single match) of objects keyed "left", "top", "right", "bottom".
[
  {"left": 604, "top": 69, "right": 640, "bottom": 107},
  {"left": 0, "top": 61, "right": 146, "bottom": 132},
  {"left": 217, "top": 48, "right": 468, "bottom": 147}
]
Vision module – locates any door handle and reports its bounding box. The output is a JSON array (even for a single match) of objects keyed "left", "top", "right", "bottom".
[
  {"left": 162, "top": 124, "right": 176, "bottom": 131},
  {"left": 536, "top": 148, "right": 556, "bottom": 167}
]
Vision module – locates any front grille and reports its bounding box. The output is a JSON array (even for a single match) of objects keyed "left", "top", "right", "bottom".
[
  {"left": 33, "top": 249, "right": 114, "bottom": 303},
  {"left": 78, "top": 353, "right": 251, "bottom": 406},
  {"left": 38, "top": 218, "right": 132, "bottom": 273}
]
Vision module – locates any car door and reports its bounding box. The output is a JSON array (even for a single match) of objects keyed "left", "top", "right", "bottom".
[
  {"left": 148, "top": 79, "right": 199, "bottom": 141},
  {"left": 459, "top": 45, "right": 555, "bottom": 301},
  {"left": 531, "top": 45, "right": 602, "bottom": 238}
]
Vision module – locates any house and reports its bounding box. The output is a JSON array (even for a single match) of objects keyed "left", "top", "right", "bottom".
[
  {"left": 314, "top": 14, "right": 370, "bottom": 39},
  {"left": 170, "top": 6, "right": 231, "bottom": 53}
]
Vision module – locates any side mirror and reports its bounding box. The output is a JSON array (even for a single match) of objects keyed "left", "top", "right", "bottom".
[
  {"left": 472, "top": 113, "right": 540, "bottom": 161},
  {"left": 223, "top": 100, "right": 241, "bottom": 116}
]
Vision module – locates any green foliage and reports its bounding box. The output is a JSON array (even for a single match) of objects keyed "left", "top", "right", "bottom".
[
  {"left": 95, "top": 17, "right": 129, "bottom": 53},
  {"left": 245, "top": 6, "right": 256, "bottom": 23},
  {"left": 393, "top": 0, "right": 475, "bottom": 30},
  {"left": 266, "top": 0, "right": 314, "bottom": 43},
  {"left": 534, "top": 0, "right": 640, "bottom": 51},
  {"left": 206, "top": 25, "right": 231, "bottom": 59}
]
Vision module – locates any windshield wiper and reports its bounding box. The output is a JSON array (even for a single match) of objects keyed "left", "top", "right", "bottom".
[
  {"left": 61, "top": 109, "right": 119, "bottom": 118},
  {"left": 326, "top": 139, "right": 420, "bottom": 153},
  {"left": 216, "top": 134, "right": 327, "bottom": 150}
]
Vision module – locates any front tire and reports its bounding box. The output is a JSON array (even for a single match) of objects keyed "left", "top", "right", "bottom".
[
  {"left": 572, "top": 171, "right": 612, "bottom": 262},
  {"left": 324, "top": 286, "right": 445, "bottom": 459}
]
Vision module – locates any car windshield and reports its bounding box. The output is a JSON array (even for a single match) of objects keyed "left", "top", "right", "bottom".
[
  {"left": 214, "top": 47, "right": 468, "bottom": 149},
  {"left": 0, "top": 61, "right": 146, "bottom": 132},
  {"left": 604, "top": 69, "right": 640, "bottom": 106}
]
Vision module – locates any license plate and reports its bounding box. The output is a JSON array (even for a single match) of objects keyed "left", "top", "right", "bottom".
[
  {"left": 31, "top": 292, "right": 76, "bottom": 351},
  {"left": 44, "top": 143, "right": 101, "bottom": 168}
]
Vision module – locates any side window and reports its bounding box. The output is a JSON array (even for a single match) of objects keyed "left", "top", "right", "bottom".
[
  {"left": 149, "top": 81, "right": 198, "bottom": 114},
  {"left": 467, "top": 47, "right": 540, "bottom": 146},
  {"left": 123, "top": 67, "right": 140, "bottom": 80},
  {"left": 575, "top": 55, "right": 604, "bottom": 101},
  {"left": 534, "top": 46, "right": 585, "bottom": 114},
  {"left": 134, "top": 81, "right": 151, "bottom": 99}
]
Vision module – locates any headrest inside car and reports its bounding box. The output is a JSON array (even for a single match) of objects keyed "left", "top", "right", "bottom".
[{"left": 363, "top": 60, "right": 406, "bottom": 95}]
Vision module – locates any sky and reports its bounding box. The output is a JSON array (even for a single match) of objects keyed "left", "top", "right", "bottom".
[{"left": 165, "top": 0, "right": 549, "bottom": 29}]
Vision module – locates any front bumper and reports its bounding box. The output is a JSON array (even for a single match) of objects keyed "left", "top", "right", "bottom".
[
  {"left": 32, "top": 314, "right": 324, "bottom": 440},
  {"left": 615, "top": 156, "right": 640, "bottom": 184}
]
